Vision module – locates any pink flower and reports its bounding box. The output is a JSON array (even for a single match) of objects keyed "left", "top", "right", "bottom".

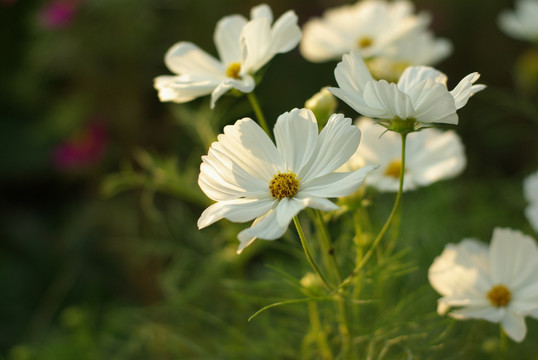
[
  {"left": 39, "top": 0, "right": 78, "bottom": 29},
  {"left": 52, "top": 122, "right": 107, "bottom": 170}
]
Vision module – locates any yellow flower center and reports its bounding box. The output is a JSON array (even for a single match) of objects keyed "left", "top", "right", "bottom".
[
  {"left": 487, "top": 284, "right": 511, "bottom": 307},
  {"left": 226, "top": 62, "right": 241, "bottom": 79},
  {"left": 384, "top": 160, "right": 404, "bottom": 179},
  {"left": 358, "top": 36, "right": 373, "bottom": 49},
  {"left": 269, "top": 171, "right": 300, "bottom": 200}
]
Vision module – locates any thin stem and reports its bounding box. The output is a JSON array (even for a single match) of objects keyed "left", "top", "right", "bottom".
[
  {"left": 307, "top": 301, "right": 334, "bottom": 360},
  {"left": 340, "top": 133, "right": 408, "bottom": 290},
  {"left": 499, "top": 325, "right": 508, "bottom": 359},
  {"left": 312, "top": 210, "right": 352, "bottom": 358},
  {"left": 314, "top": 210, "right": 343, "bottom": 284},
  {"left": 247, "top": 92, "right": 271, "bottom": 136},
  {"left": 294, "top": 216, "right": 333, "bottom": 291}
]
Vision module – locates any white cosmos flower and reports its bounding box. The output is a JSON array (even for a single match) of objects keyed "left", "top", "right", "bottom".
[
  {"left": 524, "top": 170, "right": 538, "bottom": 233},
  {"left": 154, "top": 4, "right": 301, "bottom": 108},
  {"left": 340, "top": 117, "right": 465, "bottom": 192},
  {"left": 197, "top": 108, "right": 377, "bottom": 253},
  {"left": 328, "top": 51, "right": 486, "bottom": 128},
  {"left": 300, "top": 0, "right": 451, "bottom": 76},
  {"left": 498, "top": 0, "right": 538, "bottom": 42},
  {"left": 428, "top": 228, "right": 538, "bottom": 342}
]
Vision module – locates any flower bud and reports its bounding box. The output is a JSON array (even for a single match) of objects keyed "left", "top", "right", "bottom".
[{"left": 305, "top": 87, "right": 337, "bottom": 126}]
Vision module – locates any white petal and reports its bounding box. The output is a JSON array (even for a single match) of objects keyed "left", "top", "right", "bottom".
[
  {"left": 489, "top": 228, "right": 538, "bottom": 288},
  {"left": 397, "top": 66, "right": 447, "bottom": 93},
  {"left": 501, "top": 312, "right": 527, "bottom": 342},
  {"left": 362, "top": 80, "right": 415, "bottom": 120},
  {"left": 210, "top": 75, "right": 255, "bottom": 108},
  {"left": 300, "top": 19, "right": 352, "bottom": 62},
  {"left": 197, "top": 198, "right": 275, "bottom": 229},
  {"left": 449, "top": 306, "right": 503, "bottom": 322},
  {"left": 275, "top": 197, "right": 308, "bottom": 228},
  {"left": 450, "top": 72, "right": 486, "bottom": 110},
  {"left": 300, "top": 114, "right": 361, "bottom": 180},
  {"left": 268, "top": 10, "right": 302, "bottom": 56},
  {"left": 301, "top": 165, "right": 378, "bottom": 198},
  {"left": 154, "top": 75, "right": 220, "bottom": 103},
  {"left": 428, "top": 239, "right": 491, "bottom": 297},
  {"left": 297, "top": 195, "right": 340, "bottom": 212},
  {"left": 240, "top": 17, "right": 272, "bottom": 73},
  {"left": 525, "top": 204, "right": 538, "bottom": 233},
  {"left": 273, "top": 108, "right": 319, "bottom": 173},
  {"left": 408, "top": 129, "right": 466, "bottom": 186},
  {"left": 237, "top": 208, "right": 286, "bottom": 253},
  {"left": 334, "top": 51, "right": 374, "bottom": 97},
  {"left": 407, "top": 79, "right": 458, "bottom": 124},
  {"left": 164, "top": 42, "right": 224, "bottom": 77},
  {"left": 523, "top": 170, "right": 538, "bottom": 203},
  {"left": 213, "top": 118, "right": 282, "bottom": 181},
  {"left": 198, "top": 149, "right": 268, "bottom": 201},
  {"left": 328, "top": 86, "right": 389, "bottom": 118},
  {"left": 214, "top": 15, "right": 247, "bottom": 65},
  {"left": 250, "top": 3, "right": 273, "bottom": 22}
]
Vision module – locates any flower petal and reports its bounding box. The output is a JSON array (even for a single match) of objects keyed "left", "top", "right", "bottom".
[
  {"left": 154, "top": 75, "right": 220, "bottom": 103},
  {"left": 407, "top": 79, "right": 458, "bottom": 124},
  {"left": 164, "top": 42, "right": 224, "bottom": 77},
  {"left": 397, "top": 66, "right": 447, "bottom": 93},
  {"left": 489, "top": 228, "right": 538, "bottom": 289},
  {"left": 197, "top": 198, "right": 275, "bottom": 229},
  {"left": 250, "top": 3, "right": 273, "bottom": 22},
  {"left": 210, "top": 75, "right": 255, "bottom": 108},
  {"left": 214, "top": 15, "right": 247, "bottom": 65},
  {"left": 299, "top": 113, "right": 361, "bottom": 180},
  {"left": 273, "top": 108, "right": 318, "bottom": 173},
  {"left": 501, "top": 312, "right": 527, "bottom": 342},
  {"left": 268, "top": 10, "right": 302, "bottom": 56},
  {"left": 362, "top": 80, "right": 415, "bottom": 120},
  {"left": 275, "top": 197, "right": 308, "bottom": 228},
  {"left": 450, "top": 72, "right": 486, "bottom": 110},
  {"left": 408, "top": 129, "right": 466, "bottom": 186},
  {"left": 301, "top": 165, "right": 378, "bottom": 198},
  {"left": 240, "top": 17, "right": 272, "bottom": 73},
  {"left": 428, "top": 239, "right": 491, "bottom": 297},
  {"left": 449, "top": 306, "right": 504, "bottom": 322},
  {"left": 237, "top": 208, "right": 286, "bottom": 253},
  {"left": 212, "top": 118, "right": 282, "bottom": 181}
]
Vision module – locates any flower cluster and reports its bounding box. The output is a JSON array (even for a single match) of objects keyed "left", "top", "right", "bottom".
[{"left": 152, "top": 0, "right": 538, "bottom": 349}]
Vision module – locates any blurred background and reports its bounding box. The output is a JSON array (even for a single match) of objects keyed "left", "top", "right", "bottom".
[{"left": 1, "top": 0, "right": 538, "bottom": 359}]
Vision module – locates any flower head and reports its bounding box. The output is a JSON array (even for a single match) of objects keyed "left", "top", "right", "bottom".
[
  {"left": 524, "top": 170, "right": 538, "bottom": 233},
  {"left": 197, "top": 108, "right": 377, "bottom": 253},
  {"left": 340, "top": 117, "right": 465, "bottom": 192},
  {"left": 428, "top": 228, "right": 538, "bottom": 342},
  {"left": 328, "top": 51, "right": 485, "bottom": 131},
  {"left": 154, "top": 4, "right": 301, "bottom": 108},
  {"left": 300, "top": 0, "right": 451, "bottom": 79},
  {"left": 498, "top": 0, "right": 538, "bottom": 42}
]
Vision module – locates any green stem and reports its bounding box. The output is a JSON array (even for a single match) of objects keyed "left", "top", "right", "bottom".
[
  {"left": 314, "top": 210, "right": 343, "bottom": 284},
  {"left": 294, "top": 216, "right": 333, "bottom": 291},
  {"left": 247, "top": 92, "right": 271, "bottom": 136},
  {"left": 340, "top": 133, "right": 408, "bottom": 290},
  {"left": 499, "top": 325, "right": 508, "bottom": 358},
  {"left": 312, "top": 210, "right": 352, "bottom": 358},
  {"left": 307, "top": 301, "right": 334, "bottom": 360}
]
